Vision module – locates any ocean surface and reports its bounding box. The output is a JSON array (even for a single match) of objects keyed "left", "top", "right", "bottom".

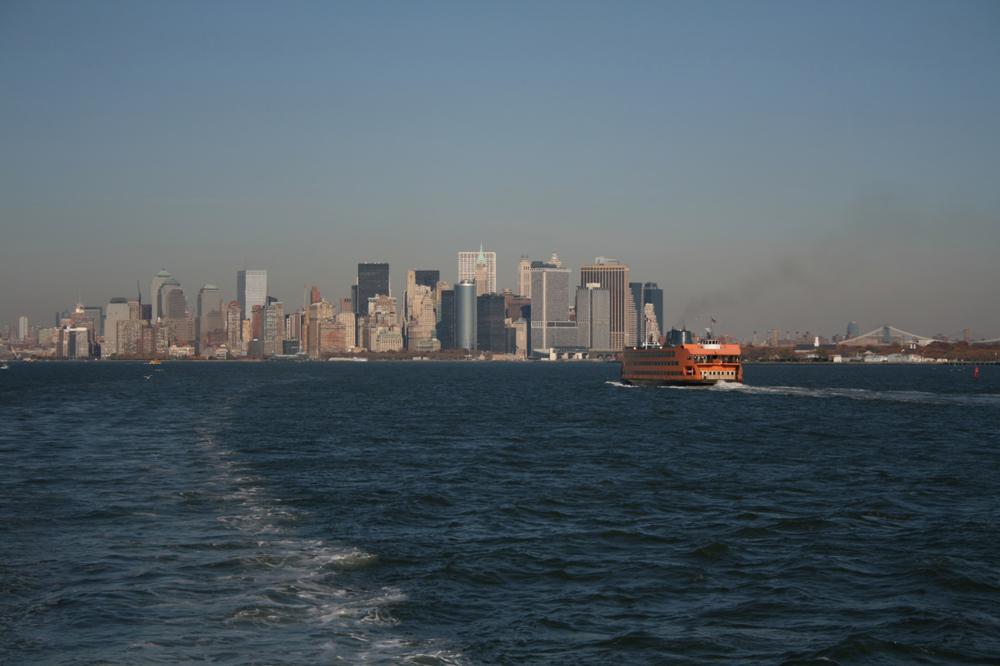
[{"left": 1, "top": 362, "right": 998, "bottom": 665}]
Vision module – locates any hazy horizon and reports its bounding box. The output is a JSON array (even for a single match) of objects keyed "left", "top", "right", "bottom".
[{"left": 3, "top": 1, "right": 998, "bottom": 339}]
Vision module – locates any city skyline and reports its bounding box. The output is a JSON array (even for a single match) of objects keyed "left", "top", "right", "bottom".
[{"left": 2, "top": 2, "right": 998, "bottom": 338}]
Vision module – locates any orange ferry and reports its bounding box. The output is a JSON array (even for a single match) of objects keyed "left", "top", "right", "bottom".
[{"left": 621, "top": 334, "right": 742, "bottom": 386}]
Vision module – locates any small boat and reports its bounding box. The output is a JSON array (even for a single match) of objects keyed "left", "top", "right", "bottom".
[
  {"left": 148, "top": 359, "right": 162, "bottom": 365},
  {"left": 0, "top": 363, "right": 9, "bottom": 370}
]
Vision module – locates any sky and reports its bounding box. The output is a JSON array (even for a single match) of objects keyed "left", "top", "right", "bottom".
[{"left": 2, "top": 0, "right": 998, "bottom": 339}]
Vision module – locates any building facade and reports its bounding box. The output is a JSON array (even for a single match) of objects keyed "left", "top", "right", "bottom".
[
  {"left": 530, "top": 262, "right": 575, "bottom": 352},
  {"left": 455, "top": 280, "right": 477, "bottom": 350},
  {"left": 476, "top": 294, "right": 507, "bottom": 354},
  {"left": 356, "top": 263, "right": 390, "bottom": 315},
  {"left": 576, "top": 284, "right": 611, "bottom": 351},
  {"left": 458, "top": 246, "right": 496, "bottom": 295},
  {"left": 237, "top": 269, "right": 267, "bottom": 320},
  {"left": 580, "top": 258, "right": 634, "bottom": 350}
]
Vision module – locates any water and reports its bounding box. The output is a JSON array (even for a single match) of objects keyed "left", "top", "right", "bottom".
[{"left": 2, "top": 362, "right": 998, "bottom": 664}]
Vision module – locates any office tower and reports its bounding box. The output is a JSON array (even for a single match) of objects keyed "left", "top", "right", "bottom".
[
  {"left": 225, "top": 301, "right": 242, "bottom": 354},
  {"left": 438, "top": 289, "right": 456, "bottom": 349},
  {"left": 251, "top": 305, "right": 265, "bottom": 342},
  {"left": 367, "top": 294, "right": 403, "bottom": 352},
  {"left": 576, "top": 284, "right": 611, "bottom": 351},
  {"left": 846, "top": 321, "right": 860, "bottom": 340},
  {"left": 196, "top": 284, "right": 225, "bottom": 355},
  {"left": 580, "top": 258, "right": 633, "bottom": 350},
  {"left": 103, "top": 298, "right": 130, "bottom": 357},
  {"left": 768, "top": 328, "right": 781, "bottom": 347},
  {"left": 263, "top": 301, "right": 284, "bottom": 356},
  {"left": 518, "top": 256, "right": 532, "bottom": 297},
  {"left": 339, "top": 298, "right": 352, "bottom": 315},
  {"left": 630, "top": 282, "right": 664, "bottom": 347},
  {"left": 455, "top": 280, "right": 477, "bottom": 350},
  {"left": 58, "top": 327, "right": 91, "bottom": 359},
  {"left": 458, "top": 245, "right": 496, "bottom": 295},
  {"left": 477, "top": 294, "right": 507, "bottom": 353},
  {"left": 530, "top": 261, "right": 574, "bottom": 352},
  {"left": 240, "top": 320, "right": 251, "bottom": 356},
  {"left": 413, "top": 270, "right": 440, "bottom": 290},
  {"left": 150, "top": 270, "right": 173, "bottom": 321},
  {"left": 285, "top": 310, "right": 302, "bottom": 343},
  {"left": 237, "top": 269, "right": 267, "bottom": 320},
  {"left": 310, "top": 286, "right": 321, "bottom": 305},
  {"left": 406, "top": 272, "right": 440, "bottom": 352},
  {"left": 356, "top": 263, "right": 390, "bottom": 315},
  {"left": 642, "top": 283, "right": 663, "bottom": 345},
  {"left": 642, "top": 304, "right": 661, "bottom": 346},
  {"left": 17, "top": 315, "right": 28, "bottom": 341},
  {"left": 336, "top": 312, "right": 357, "bottom": 350},
  {"left": 83, "top": 306, "right": 104, "bottom": 337},
  {"left": 307, "top": 299, "right": 335, "bottom": 357}
]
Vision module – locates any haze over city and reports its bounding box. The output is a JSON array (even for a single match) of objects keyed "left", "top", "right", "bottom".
[{"left": 2, "top": 1, "right": 998, "bottom": 339}]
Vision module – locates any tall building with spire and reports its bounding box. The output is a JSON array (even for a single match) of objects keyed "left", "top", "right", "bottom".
[{"left": 458, "top": 244, "right": 496, "bottom": 295}]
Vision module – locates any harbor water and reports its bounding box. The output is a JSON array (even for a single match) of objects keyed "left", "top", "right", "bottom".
[{"left": 1, "top": 362, "right": 998, "bottom": 664}]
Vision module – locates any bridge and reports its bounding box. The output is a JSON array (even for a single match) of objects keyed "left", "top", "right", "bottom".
[{"left": 840, "top": 325, "right": 937, "bottom": 347}]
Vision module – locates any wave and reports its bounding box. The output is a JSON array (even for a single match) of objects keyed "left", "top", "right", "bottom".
[
  {"left": 604, "top": 380, "right": 638, "bottom": 389},
  {"left": 707, "top": 381, "right": 1000, "bottom": 406},
  {"left": 189, "top": 408, "right": 462, "bottom": 664}
]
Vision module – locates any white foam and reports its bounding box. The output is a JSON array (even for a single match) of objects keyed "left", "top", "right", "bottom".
[{"left": 605, "top": 380, "right": 637, "bottom": 388}]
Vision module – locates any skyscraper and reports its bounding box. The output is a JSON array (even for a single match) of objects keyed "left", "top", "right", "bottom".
[
  {"left": 458, "top": 245, "right": 496, "bottom": 295},
  {"left": 150, "top": 270, "right": 172, "bottom": 322},
  {"left": 104, "top": 298, "right": 130, "bottom": 357},
  {"left": 530, "top": 260, "right": 575, "bottom": 352},
  {"left": 477, "top": 294, "right": 507, "bottom": 354},
  {"left": 197, "top": 284, "right": 225, "bottom": 355},
  {"left": 263, "top": 301, "right": 284, "bottom": 356},
  {"left": 517, "top": 256, "right": 532, "bottom": 297},
  {"left": 629, "top": 281, "right": 664, "bottom": 347},
  {"left": 225, "top": 301, "right": 242, "bottom": 355},
  {"left": 356, "top": 263, "right": 390, "bottom": 314},
  {"left": 438, "top": 289, "right": 456, "bottom": 349},
  {"left": 17, "top": 315, "right": 28, "bottom": 341},
  {"left": 406, "top": 270, "right": 440, "bottom": 352},
  {"left": 576, "top": 284, "right": 611, "bottom": 351},
  {"left": 455, "top": 280, "right": 477, "bottom": 351},
  {"left": 846, "top": 321, "right": 860, "bottom": 339},
  {"left": 237, "top": 270, "right": 267, "bottom": 320},
  {"left": 413, "top": 270, "right": 440, "bottom": 289},
  {"left": 580, "top": 258, "right": 633, "bottom": 349}
]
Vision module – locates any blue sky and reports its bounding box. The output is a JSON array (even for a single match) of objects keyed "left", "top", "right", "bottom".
[{"left": 2, "top": 1, "right": 998, "bottom": 337}]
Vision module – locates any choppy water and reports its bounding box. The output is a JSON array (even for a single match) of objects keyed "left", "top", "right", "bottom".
[{"left": 1, "top": 362, "right": 998, "bottom": 664}]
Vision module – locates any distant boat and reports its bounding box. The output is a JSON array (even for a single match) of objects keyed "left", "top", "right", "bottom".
[
  {"left": 327, "top": 357, "right": 367, "bottom": 362},
  {"left": 0, "top": 363, "right": 9, "bottom": 371},
  {"left": 148, "top": 359, "right": 162, "bottom": 365},
  {"left": 973, "top": 366, "right": 980, "bottom": 380}
]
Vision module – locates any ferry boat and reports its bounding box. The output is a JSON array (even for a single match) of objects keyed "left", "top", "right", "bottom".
[{"left": 621, "top": 333, "right": 742, "bottom": 386}]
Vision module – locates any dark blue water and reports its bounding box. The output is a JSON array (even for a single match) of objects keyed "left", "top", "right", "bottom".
[{"left": 2, "top": 362, "right": 998, "bottom": 664}]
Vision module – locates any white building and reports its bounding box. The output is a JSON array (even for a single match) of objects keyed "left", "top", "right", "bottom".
[
  {"left": 104, "top": 298, "right": 132, "bottom": 357},
  {"left": 237, "top": 269, "right": 267, "bottom": 320},
  {"left": 17, "top": 315, "right": 28, "bottom": 341},
  {"left": 458, "top": 246, "right": 497, "bottom": 295}
]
